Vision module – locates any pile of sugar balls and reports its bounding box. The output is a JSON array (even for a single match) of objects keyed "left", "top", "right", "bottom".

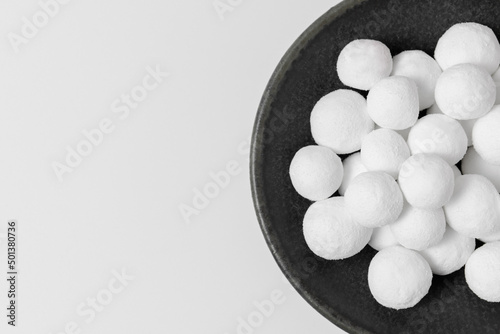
[{"left": 289, "top": 22, "right": 500, "bottom": 310}]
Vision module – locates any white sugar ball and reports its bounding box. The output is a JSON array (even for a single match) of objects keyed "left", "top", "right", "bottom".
[
  {"left": 426, "top": 103, "right": 476, "bottom": 146},
  {"left": 338, "top": 152, "right": 368, "bottom": 196},
  {"left": 345, "top": 171, "right": 403, "bottom": 228},
  {"left": 303, "top": 197, "right": 372, "bottom": 260},
  {"left": 444, "top": 174, "right": 500, "bottom": 239},
  {"left": 407, "top": 114, "right": 468, "bottom": 165},
  {"left": 492, "top": 66, "right": 500, "bottom": 104},
  {"left": 369, "top": 225, "right": 399, "bottom": 251},
  {"left": 462, "top": 147, "right": 500, "bottom": 192},
  {"left": 391, "top": 50, "right": 442, "bottom": 110},
  {"left": 311, "top": 89, "right": 374, "bottom": 154},
  {"left": 419, "top": 226, "right": 475, "bottom": 276},
  {"left": 435, "top": 63, "right": 496, "bottom": 120},
  {"left": 337, "top": 39, "right": 393, "bottom": 90},
  {"left": 367, "top": 76, "right": 419, "bottom": 130},
  {"left": 465, "top": 242, "right": 500, "bottom": 302},
  {"left": 473, "top": 105, "right": 500, "bottom": 165},
  {"left": 398, "top": 153, "right": 455, "bottom": 209},
  {"left": 368, "top": 246, "right": 432, "bottom": 310},
  {"left": 451, "top": 165, "right": 462, "bottom": 178},
  {"left": 360, "top": 129, "right": 410, "bottom": 179},
  {"left": 390, "top": 202, "right": 446, "bottom": 251},
  {"left": 289, "top": 145, "right": 343, "bottom": 201},
  {"left": 435, "top": 22, "right": 500, "bottom": 74}
]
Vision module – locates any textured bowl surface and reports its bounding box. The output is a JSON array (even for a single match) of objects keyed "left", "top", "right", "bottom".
[{"left": 250, "top": 0, "right": 500, "bottom": 333}]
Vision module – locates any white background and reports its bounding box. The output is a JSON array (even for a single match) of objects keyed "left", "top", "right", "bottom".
[{"left": 0, "top": 0, "right": 346, "bottom": 333}]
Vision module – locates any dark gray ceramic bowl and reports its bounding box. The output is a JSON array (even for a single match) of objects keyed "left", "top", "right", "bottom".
[{"left": 250, "top": 0, "right": 500, "bottom": 333}]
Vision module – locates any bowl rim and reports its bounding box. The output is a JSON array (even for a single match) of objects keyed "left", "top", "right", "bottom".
[{"left": 250, "top": 0, "right": 371, "bottom": 333}]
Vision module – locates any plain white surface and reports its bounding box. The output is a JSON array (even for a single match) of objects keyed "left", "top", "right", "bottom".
[{"left": 0, "top": 0, "right": 346, "bottom": 333}]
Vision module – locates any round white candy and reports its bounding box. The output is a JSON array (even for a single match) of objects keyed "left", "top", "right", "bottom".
[
  {"left": 345, "top": 171, "right": 403, "bottom": 228},
  {"left": 407, "top": 114, "right": 468, "bottom": 165},
  {"left": 289, "top": 145, "right": 343, "bottom": 201},
  {"left": 444, "top": 174, "right": 500, "bottom": 239},
  {"left": 360, "top": 129, "right": 410, "bottom": 179},
  {"left": 368, "top": 246, "right": 432, "bottom": 310},
  {"left": 311, "top": 89, "right": 374, "bottom": 154},
  {"left": 390, "top": 202, "right": 446, "bottom": 251},
  {"left": 419, "top": 226, "right": 475, "bottom": 276},
  {"left": 465, "top": 242, "right": 500, "bottom": 302},
  {"left": 367, "top": 76, "right": 419, "bottom": 130},
  {"left": 473, "top": 105, "right": 500, "bottom": 165},
  {"left": 337, "top": 39, "right": 393, "bottom": 90},
  {"left": 435, "top": 22, "right": 500, "bottom": 74},
  {"left": 391, "top": 50, "right": 442, "bottom": 110},
  {"left": 435, "top": 63, "right": 496, "bottom": 120},
  {"left": 369, "top": 225, "right": 399, "bottom": 251},
  {"left": 426, "top": 103, "right": 476, "bottom": 147},
  {"left": 462, "top": 147, "right": 500, "bottom": 192},
  {"left": 338, "top": 152, "right": 368, "bottom": 196},
  {"left": 398, "top": 153, "right": 455, "bottom": 209},
  {"left": 303, "top": 197, "right": 372, "bottom": 260},
  {"left": 492, "top": 65, "right": 500, "bottom": 104}
]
